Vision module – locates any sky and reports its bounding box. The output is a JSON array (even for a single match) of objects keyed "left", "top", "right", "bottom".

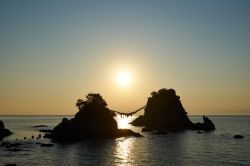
[{"left": 0, "top": 0, "right": 249, "bottom": 115}]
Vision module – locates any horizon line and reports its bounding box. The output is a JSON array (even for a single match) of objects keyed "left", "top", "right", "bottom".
[{"left": 1, "top": 114, "right": 250, "bottom": 116}]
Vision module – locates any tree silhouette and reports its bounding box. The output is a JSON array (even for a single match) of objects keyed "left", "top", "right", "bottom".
[{"left": 76, "top": 93, "right": 107, "bottom": 111}]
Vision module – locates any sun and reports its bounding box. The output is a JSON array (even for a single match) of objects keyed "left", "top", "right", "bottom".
[
  {"left": 116, "top": 70, "right": 132, "bottom": 87},
  {"left": 117, "top": 117, "right": 130, "bottom": 129},
  {"left": 116, "top": 116, "right": 133, "bottom": 129}
]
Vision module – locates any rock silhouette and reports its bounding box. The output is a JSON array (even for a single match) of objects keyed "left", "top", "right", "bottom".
[
  {"left": 131, "top": 88, "right": 215, "bottom": 131},
  {"left": 234, "top": 135, "right": 244, "bottom": 139},
  {"left": 0, "top": 120, "right": 12, "bottom": 140},
  {"left": 5, "top": 164, "right": 17, "bottom": 166},
  {"left": 46, "top": 93, "right": 142, "bottom": 141}
]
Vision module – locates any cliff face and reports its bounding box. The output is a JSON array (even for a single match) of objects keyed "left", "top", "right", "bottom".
[{"left": 131, "top": 88, "right": 215, "bottom": 131}]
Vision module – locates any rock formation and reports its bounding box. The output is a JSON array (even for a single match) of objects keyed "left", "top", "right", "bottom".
[
  {"left": 131, "top": 88, "right": 215, "bottom": 131},
  {"left": 234, "top": 134, "right": 244, "bottom": 139},
  {"left": 0, "top": 120, "right": 12, "bottom": 140},
  {"left": 46, "top": 93, "right": 141, "bottom": 142}
]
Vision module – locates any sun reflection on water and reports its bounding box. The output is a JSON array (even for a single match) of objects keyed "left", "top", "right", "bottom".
[{"left": 115, "top": 137, "right": 135, "bottom": 165}]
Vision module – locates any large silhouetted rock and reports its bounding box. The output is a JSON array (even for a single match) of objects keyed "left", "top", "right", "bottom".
[
  {"left": 0, "top": 120, "right": 12, "bottom": 140},
  {"left": 46, "top": 93, "right": 141, "bottom": 141},
  {"left": 131, "top": 88, "right": 215, "bottom": 131}
]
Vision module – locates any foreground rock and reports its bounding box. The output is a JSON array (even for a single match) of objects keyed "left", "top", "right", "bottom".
[
  {"left": 46, "top": 93, "right": 142, "bottom": 142},
  {"left": 131, "top": 88, "right": 215, "bottom": 131},
  {"left": 0, "top": 120, "right": 12, "bottom": 140}
]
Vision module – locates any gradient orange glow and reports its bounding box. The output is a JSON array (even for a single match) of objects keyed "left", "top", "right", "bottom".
[{"left": 0, "top": 1, "right": 249, "bottom": 115}]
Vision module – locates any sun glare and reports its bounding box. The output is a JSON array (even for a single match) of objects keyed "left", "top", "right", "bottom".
[
  {"left": 117, "top": 117, "right": 130, "bottom": 129},
  {"left": 116, "top": 70, "right": 132, "bottom": 87}
]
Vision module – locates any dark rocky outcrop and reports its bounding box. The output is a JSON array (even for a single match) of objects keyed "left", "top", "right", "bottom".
[
  {"left": 46, "top": 93, "right": 142, "bottom": 142},
  {"left": 234, "top": 135, "right": 244, "bottom": 139},
  {"left": 0, "top": 120, "right": 12, "bottom": 140},
  {"left": 131, "top": 88, "right": 215, "bottom": 131},
  {"left": 32, "top": 125, "right": 48, "bottom": 128},
  {"left": 5, "top": 164, "right": 17, "bottom": 166},
  {"left": 192, "top": 116, "right": 215, "bottom": 131}
]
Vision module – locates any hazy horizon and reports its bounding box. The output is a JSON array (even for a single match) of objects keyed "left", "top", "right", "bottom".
[
  {"left": 1, "top": 0, "right": 250, "bottom": 115},
  {"left": 1, "top": 114, "right": 250, "bottom": 116}
]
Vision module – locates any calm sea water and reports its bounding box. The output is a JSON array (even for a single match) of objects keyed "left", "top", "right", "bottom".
[{"left": 0, "top": 115, "right": 250, "bottom": 166}]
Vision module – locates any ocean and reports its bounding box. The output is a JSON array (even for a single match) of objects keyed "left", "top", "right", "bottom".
[{"left": 0, "top": 115, "right": 250, "bottom": 166}]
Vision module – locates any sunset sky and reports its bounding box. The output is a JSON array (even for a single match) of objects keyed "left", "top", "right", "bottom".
[{"left": 0, "top": 0, "right": 249, "bottom": 115}]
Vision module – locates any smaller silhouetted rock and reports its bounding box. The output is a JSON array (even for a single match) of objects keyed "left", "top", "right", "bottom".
[
  {"left": 202, "top": 116, "right": 215, "bottom": 131},
  {"left": 0, "top": 120, "right": 12, "bottom": 140},
  {"left": 5, "top": 164, "right": 17, "bottom": 166},
  {"left": 40, "top": 143, "right": 53, "bottom": 147},
  {"left": 32, "top": 125, "right": 48, "bottom": 128},
  {"left": 192, "top": 116, "right": 215, "bottom": 131},
  {"left": 197, "top": 131, "right": 203, "bottom": 134},
  {"left": 234, "top": 135, "right": 244, "bottom": 139}
]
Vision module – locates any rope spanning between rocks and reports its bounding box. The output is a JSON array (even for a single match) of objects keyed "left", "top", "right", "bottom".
[{"left": 112, "top": 105, "right": 146, "bottom": 117}]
